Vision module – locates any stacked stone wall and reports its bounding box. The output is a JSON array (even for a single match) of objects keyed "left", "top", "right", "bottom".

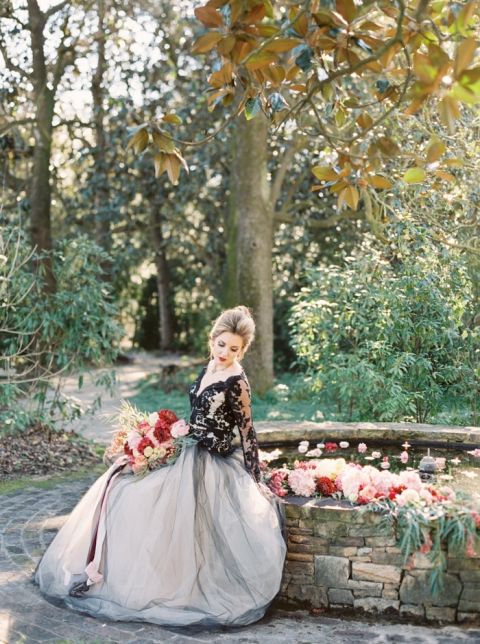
[{"left": 279, "top": 500, "right": 480, "bottom": 624}]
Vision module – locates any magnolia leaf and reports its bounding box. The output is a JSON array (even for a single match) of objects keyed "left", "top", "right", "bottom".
[
  {"left": 263, "top": 0, "right": 274, "bottom": 19},
  {"left": 269, "top": 92, "right": 289, "bottom": 112},
  {"left": 357, "top": 113, "right": 373, "bottom": 129},
  {"left": 337, "top": 185, "right": 359, "bottom": 210},
  {"left": 295, "top": 46, "right": 313, "bottom": 71},
  {"left": 164, "top": 153, "right": 181, "bottom": 185},
  {"left": 263, "top": 64, "right": 286, "bottom": 86},
  {"left": 291, "top": 11, "right": 308, "bottom": 37},
  {"left": 336, "top": 0, "right": 356, "bottom": 23},
  {"left": 244, "top": 50, "right": 278, "bottom": 70},
  {"left": 455, "top": 1, "right": 477, "bottom": 37},
  {"left": 438, "top": 96, "right": 460, "bottom": 134},
  {"left": 153, "top": 154, "right": 165, "bottom": 178},
  {"left": 245, "top": 96, "right": 262, "bottom": 120},
  {"left": 425, "top": 139, "right": 446, "bottom": 164},
  {"left": 127, "top": 127, "right": 149, "bottom": 154},
  {"left": 257, "top": 24, "right": 280, "bottom": 37},
  {"left": 192, "top": 32, "right": 223, "bottom": 54},
  {"left": 344, "top": 185, "right": 359, "bottom": 210},
  {"left": 367, "top": 175, "right": 392, "bottom": 189},
  {"left": 244, "top": 4, "right": 266, "bottom": 24},
  {"left": 152, "top": 131, "right": 175, "bottom": 153},
  {"left": 434, "top": 170, "right": 456, "bottom": 182},
  {"left": 454, "top": 37, "right": 477, "bottom": 78},
  {"left": 444, "top": 158, "right": 464, "bottom": 168},
  {"left": 217, "top": 35, "right": 236, "bottom": 55},
  {"left": 208, "top": 62, "right": 234, "bottom": 88},
  {"left": 312, "top": 166, "right": 338, "bottom": 181},
  {"left": 265, "top": 38, "right": 301, "bottom": 53},
  {"left": 403, "top": 167, "right": 426, "bottom": 184},
  {"left": 162, "top": 114, "right": 182, "bottom": 125},
  {"left": 194, "top": 6, "right": 224, "bottom": 28}
]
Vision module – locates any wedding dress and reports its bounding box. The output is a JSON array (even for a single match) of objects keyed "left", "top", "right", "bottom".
[{"left": 35, "top": 365, "right": 286, "bottom": 626}]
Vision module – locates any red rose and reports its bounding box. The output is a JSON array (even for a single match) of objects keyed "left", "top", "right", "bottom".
[
  {"left": 137, "top": 436, "right": 154, "bottom": 455},
  {"left": 124, "top": 442, "right": 133, "bottom": 456},
  {"left": 316, "top": 476, "right": 336, "bottom": 497},
  {"left": 324, "top": 442, "right": 338, "bottom": 452},
  {"left": 388, "top": 485, "right": 406, "bottom": 501},
  {"left": 157, "top": 409, "right": 178, "bottom": 425},
  {"left": 154, "top": 420, "right": 171, "bottom": 444}
]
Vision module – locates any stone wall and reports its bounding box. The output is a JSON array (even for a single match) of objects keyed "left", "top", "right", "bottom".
[{"left": 279, "top": 498, "right": 480, "bottom": 624}]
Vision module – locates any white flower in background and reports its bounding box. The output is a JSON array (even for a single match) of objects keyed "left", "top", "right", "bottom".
[
  {"left": 380, "top": 461, "right": 390, "bottom": 469},
  {"left": 396, "top": 489, "right": 420, "bottom": 506},
  {"left": 306, "top": 448, "right": 323, "bottom": 458},
  {"left": 371, "top": 451, "right": 381, "bottom": 459},
  {"left": 450, "top": 457, "right": 461, "bottom": 466},
  {"left": 298, "top": 444, "right": 309, "bottom": 454},
  {"left": 259, "top": 448, "right": 282, "bottom": 463},
  {"left": 339, "top": 441, "right": 349, "bottom": 449},
  {"left": 402, "top": 441, "right": 411, "bottom": 450},
  {"left": 467, "top": 448, "right": 480, "bottom": 458},
  {"left": 317, "top": 443, "right": 325, "bottom": 449},
  {"left": 357, "top": 443, "right": 367, "bottom": 453},
  {"left": 438, "top": 486, "right": 456, "bottom": 501},
  {"left": 400, "top": 451, "right": 409, "bottom": 464},
  {"left": 398, "top": 470, "right": 423, "bottom": 491},
  {"left": 288, "top": 469, "right": 316, "bottom": 497},
  {"left": 461, "top": 470, "right": 478, "bottom": 479},
  {"left": 312, "top": 458, "right": 346, "bottom": 479}
]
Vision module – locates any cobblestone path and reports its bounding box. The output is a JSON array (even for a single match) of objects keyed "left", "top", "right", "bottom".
[{"left": 1, "top": 475, "right": 480, "bottom": 643}]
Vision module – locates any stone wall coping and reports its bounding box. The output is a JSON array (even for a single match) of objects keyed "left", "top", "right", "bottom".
[{"left": 254, "top": 420, "right": 480, "bottom": 446}]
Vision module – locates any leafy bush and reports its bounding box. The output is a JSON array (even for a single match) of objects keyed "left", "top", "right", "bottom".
[
  {"left": 289, "top": 226, "right": 479, "bottom": 423},
  {"left": 0, "top": 228, "right": 123, "bottom": 431}
]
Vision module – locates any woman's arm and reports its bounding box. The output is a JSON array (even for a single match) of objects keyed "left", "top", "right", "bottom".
[{"left": 227, "top": 377, "right": 261, "bottom": 482}]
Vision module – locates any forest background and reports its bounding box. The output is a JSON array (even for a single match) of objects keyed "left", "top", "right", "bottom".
[{"left": 1, "top": 0, "right": 479, "bottom": 437}]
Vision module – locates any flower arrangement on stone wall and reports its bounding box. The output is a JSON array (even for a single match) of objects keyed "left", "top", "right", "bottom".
[{"left": 262, "top": 440, "right": 480, "bottom": 593}]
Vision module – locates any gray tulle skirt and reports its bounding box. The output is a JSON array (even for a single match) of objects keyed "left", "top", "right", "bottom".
[{"left": 34, "top": 443, "right": 286, "bottom": 627}]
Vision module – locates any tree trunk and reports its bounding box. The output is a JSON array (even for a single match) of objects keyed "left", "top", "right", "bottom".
[
  {"left": 28, "top": 0, "right": 55, "bottom": 292},
  {"left": 150, "top": 205, "right": 176, "bottom": 351},
  {"left": 233, "top": 115, "right": 273, "bottom": 394},
  {"left": 92, "top": 0, "right": 112, "bottom": 278}
]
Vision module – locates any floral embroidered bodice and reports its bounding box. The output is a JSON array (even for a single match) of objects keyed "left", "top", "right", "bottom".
[{"left": 188, "top": 365, "right": 261, "bottom": 481}]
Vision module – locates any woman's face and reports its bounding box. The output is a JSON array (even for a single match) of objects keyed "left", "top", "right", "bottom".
[{"left": 211, "top": 332, "right": 244, "bottom": 369}]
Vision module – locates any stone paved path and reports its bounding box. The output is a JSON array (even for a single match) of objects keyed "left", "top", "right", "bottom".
[{"left": 1, "top": 475, "right": 480, "bottom": 644}]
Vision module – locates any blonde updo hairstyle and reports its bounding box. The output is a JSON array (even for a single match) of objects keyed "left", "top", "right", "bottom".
[{"left": 208, "top": 306, "right": 255, "bottom": 360}]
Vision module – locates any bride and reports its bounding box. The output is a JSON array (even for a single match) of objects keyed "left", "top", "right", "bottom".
[{"left": 35, "top": 305, "right": 287, "bottom": 626}]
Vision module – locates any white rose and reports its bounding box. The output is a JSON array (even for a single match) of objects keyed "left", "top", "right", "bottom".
[
  {"left": 371, "top": 451, "right": 381, "bottom": 459},
  {"left": 339, "top": 441, "right": 349, "bottom": 449},
  {"left": 143, "top": 446, "right": 153, "bottom": 458},
  {"left": 148, "top": 412, "right": 158, "bottom": 426},
  {"left": 298, "top": 444, "right": 309, "bottom": 454}
]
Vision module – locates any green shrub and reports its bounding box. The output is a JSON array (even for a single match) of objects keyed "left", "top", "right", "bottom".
[
  {"left": 0, "top": 228, "right": 122, "bottom": 431},
  {"left": 289, "top": 226, "right": 479, "bottom": 423}
]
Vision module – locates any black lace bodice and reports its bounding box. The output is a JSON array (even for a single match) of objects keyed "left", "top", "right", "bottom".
[{"left": 188, "top": 365, "right": 261, "bottom": 482}]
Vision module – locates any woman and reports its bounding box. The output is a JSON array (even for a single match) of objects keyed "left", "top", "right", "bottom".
[{"left": 35, "top": 306, "right": 286, "bottom": 627}]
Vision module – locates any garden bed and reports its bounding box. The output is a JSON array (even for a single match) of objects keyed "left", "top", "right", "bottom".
[{"left": 0, "top": 423, "right": 102, "bottom": 481}]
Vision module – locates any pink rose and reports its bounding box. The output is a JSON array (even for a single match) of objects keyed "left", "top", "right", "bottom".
[
  {"left": 171, "top": 419, "right": 189, "bottom": 438},
  {"left": 400, "top": 451, "right": 409, "bottom": 464},
  {"left": 357, "top": 443, "right": 367, "bottom": 454}
]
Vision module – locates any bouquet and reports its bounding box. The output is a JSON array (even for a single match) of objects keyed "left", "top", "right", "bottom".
[{"left": 104, "top": 402, "right": 195, "bottom": 476}]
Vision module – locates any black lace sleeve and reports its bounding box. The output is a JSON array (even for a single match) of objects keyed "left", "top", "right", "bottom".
[{"left": 226, "top": 377, "right": 261, "bottom": 482}]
